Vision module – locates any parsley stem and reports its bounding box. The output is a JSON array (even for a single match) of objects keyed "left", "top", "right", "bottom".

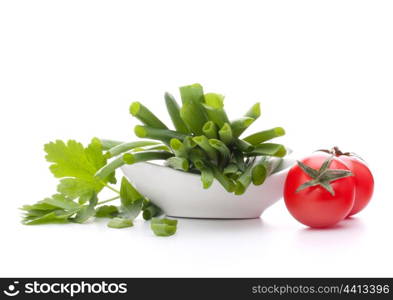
[
  {"left": 105, "top": 184, "right": 120, "bottom": 194},
  {"left": 97, "top": 195, "right": 120, "bottom": 205}
]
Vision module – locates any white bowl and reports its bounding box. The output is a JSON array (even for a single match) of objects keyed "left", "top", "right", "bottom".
[{"left": 121, "top": 155, "right": 296, "bottom": 219}]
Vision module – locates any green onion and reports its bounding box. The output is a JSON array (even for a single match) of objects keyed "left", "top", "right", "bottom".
[
  {"left": 251, "top": 164, "right": 267, "bottom": 185},
  {"left": 95, "top": 155, "right": 128, "bottom": 180},
  {"left": 246, "top": 143, "right": 287, "bottom": 157},
  {"left": 142, "top": 144, "right": 171, "bottom": 152},
  {"left": 134, "top": 125, "right": 188, "bottom": 144},
  {"left": 107, "top": 141, "right": 160, "bottom": 158},
  {"left": 230, "top": 117, "right": 254, "bottom": 138},
  {"left": 252, "top": 156, "right": 284, "bottom": 185},
  {"left": 107, "top": 217, "right": 133, "bottom": 228},
  {"left": 218, "top": 123, "right": 233, "bottom": 145},
  {"left": 223, "top": 163, "right": 238, "bottom": 175},
  {"left": 183, "top": 136, "right": 196, "bottom": 151},
  {"left": 179, "top": 83, "right": 204, "bottom": 104},
  {"left": 179, "top": 84, "right": 208, "bottom": 135},
  {"left": 130, "top": 144, "right": 169, "bottom": 152},
  {"left": 235, "top": 160, "right": 255, "bottom": 195},
  {"left": 202, "top": 121, "right": 218, "bottom": 139},
  {"left": 193, "top": 135, "right": 218, "bottom": 162},
  {"left": 189, "top": 147, "right": 208, "bottom": 162},
  {"left": 210, "top": 164, "right": 235, "bottom": 193},
  {"left": 208, "top": 139, "right": 230, "bottom": 165},
  {"left": 100, "top": 139, "right": 124, "bottom": 150},
  {"left": 243, "top": 127, "right": 285, "bottom": 145},
  {"left": 203, "top": 105, "right": 230, "bottom": 128},
  {"left": 142, "top": 204, "right": 161, "bottom": 220},
  {"left": 204, "top": 93, "right": 225, "bottom": 108},
  {"left": 170, "top": 138, "right": 188, "bottom": 158},
  {"left": 130, "top": 102, "right": 168, "bottom": 129},
  {"left": 194, "top": 160, "right": 214, "bottom": 189},
  {"left": 151, "top": 218, "right": 178, "bottom": 237},
  {"left": 244, "top": 102, "right": 261, "bottom": 120},
  {"left": 202, "top": 93, "right": 229, "bottom": 128},
  {"left": 180, "top": 102, "right": 207, "bottom": 136},
  {"left": 123, "top": 150, "right": 174, "bottom": 164},
  {"left": 251, "top": 157, "right": 269, "bottom": 186},
  {"left": 233, "top": 139, "right": 254, "bottom": 152},
  {"left": 96, "top": 150, "right": 173, "bottom": 180},
  {"left": 164, "top": 92, "right": 190, "bottom": 134},
  {"left": 166, "top": 157, "right": 189, "bottom": 171},
  {"left": 233, "top": 149, "right": 245, "bottom": 172}
]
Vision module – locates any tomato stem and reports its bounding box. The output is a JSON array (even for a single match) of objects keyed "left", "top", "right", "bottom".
[{"left": 296, "top": 155, "right": 353, "bottom": 196}]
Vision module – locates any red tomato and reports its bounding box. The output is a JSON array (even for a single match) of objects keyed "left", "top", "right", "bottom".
[
  {"left": 284, "top": 152, "right": 355, "bottom": 228},
  {"left": 328, "top": 148, "right": 374, "bottom": 217}
]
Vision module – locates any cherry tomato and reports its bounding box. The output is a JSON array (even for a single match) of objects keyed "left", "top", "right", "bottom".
[
  {"left": 327, "top": 147, "right": 374, "bottom": 217},
  {"left": 284, "top": 152, "right": 355, "bottom": 228}
]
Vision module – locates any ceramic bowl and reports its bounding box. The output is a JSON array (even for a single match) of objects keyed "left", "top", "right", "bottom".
[{"left": 121, "top": 154, "right": 296, "bottom": 219}]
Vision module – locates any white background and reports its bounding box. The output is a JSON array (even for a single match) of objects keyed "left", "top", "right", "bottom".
[{"left": 1, "top": 0, "right": 392, "bottom": 277}]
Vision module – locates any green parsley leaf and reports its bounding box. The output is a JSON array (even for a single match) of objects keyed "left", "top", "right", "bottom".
[
  {"left": 119, "top": 177, "right": 143, "bottom": 219},
  {"left": 73, "top": 193, "right": 98, "bottom": 223},
  {"left": 41, "top": 193, "right": 81, "bottom": 211},
  {"left": 23, "top": 211, "right": 75, "bottom": 225},
  {"left": 21, "top": 194, "right": 81, "bottom": 225},
  {"left": 44, "top": 138, "right": 110, "bottom": 202},
  {"left": 95, "top": 205, "right": 119, "bottom": 218}
]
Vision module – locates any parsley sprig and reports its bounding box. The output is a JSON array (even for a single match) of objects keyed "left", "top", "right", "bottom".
[{"left": 21, "top": 138, "right": 176, "bottom": 236}]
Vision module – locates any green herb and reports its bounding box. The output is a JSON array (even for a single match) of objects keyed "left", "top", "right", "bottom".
[
  {"left": 179, "top": 84, "right": 208, "bottom": 135},
  {"left": 107, "top": 141, "right": 160, "bottom": 158},
  {"left": 230, "top": 117, "right": 254, "bottom": 138},
  {"left": 45, "top": 138, "right": 110, "bottom": 202},
  {"left": 193, "top": 135, "right": 218, "bottom": 162},
  {"left": 100, "top": 139, "right": 124, "bottom": 150},
  {"left": 203, "top": 93, "right": 229, "bottom": 127},
  {"left": 119, "top": 177, "right": 144, "bottom": 220},
  {"left": 218, "top": 123, "right": 233, "bottom": 145},
  {"left": 202, "top": 121, "right": 218, "bottom": 139},
  {"left": 95, "top": 205, "right": 119, "bottom": 218},
  {"left": 134, "top": 125, "right": 188, "bottom": 144},
  {"left": 150, "top": 218, "right": 178, "bottom": 237},
  {"left": 73, "top": 193, "right": 98, "bottom": 223},
  {"left": 165, "top": 92, "right": 190, "bottom": 134},
  {"left": 107, "top": 217, "right": 134, "bottom": 229},
  {"left": 142, "top": 203, "right": 162, "bottom": 220},
  {"left": 166, "top": 157, "right": 189, "bottom": 171},
  {"left": 21, "top": 194, "right": 80, "bottom": 225},
  {"left": 193, "top": 160, "right": 214, "bottom": 189},
  {"left": 244, "top": 103, "right": 261, "bottom": 120},
  {"left": 243, "top": 127, "right": 285, "bottom": 145},
  {"left": 170, "top": 138, "right": 188, "bottom": 158},
  {"left": 246, "top": 143, "right": 287, "bottom": 157},
  {"left": 130, "top": 101, "right": 168, "bottom": 129}
]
